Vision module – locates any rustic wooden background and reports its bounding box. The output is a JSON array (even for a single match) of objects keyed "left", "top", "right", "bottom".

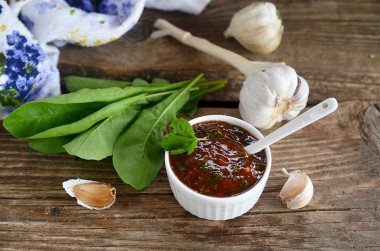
[{"left": 1, "top": 0, "right": 379, "bottom": 249}]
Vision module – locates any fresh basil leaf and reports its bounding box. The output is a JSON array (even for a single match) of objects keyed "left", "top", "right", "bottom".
[
  {"left": 112, "top": 74, "right": 203, "bottom": 190},
  {"left": 63, "top": 106, "right": 141, "bottom": 160},
  {"left": 65, "top": 76, "right": 132, "bottom": 92},
  {"left": 28, "top": 135, "right": 76, "bottom": 153}
]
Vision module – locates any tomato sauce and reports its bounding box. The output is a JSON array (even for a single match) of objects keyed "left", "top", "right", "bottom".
[{"left": 169, "top": 121, "right": 266, "bottom": 197}]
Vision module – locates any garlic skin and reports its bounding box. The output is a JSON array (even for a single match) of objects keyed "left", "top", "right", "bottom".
[
  {"left": 239, "top": 64, "right": 309, "bottom": 130},
  {"left": 279, "top": 168, "right": 313, "bottom": 210},
  {"left": 63, "top": 178, "right": 116, "bottom": 210},
  {"left": 224, "top": 2, "right": 284, "bottom": 54}
]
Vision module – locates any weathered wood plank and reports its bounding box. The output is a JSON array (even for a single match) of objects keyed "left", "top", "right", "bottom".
[
  {"left": 58, "top": 0, "right": 380, "bottom": 104},
  {"left": 0, "top": 101, "right": 379, "bottom": 249},
  {"left": 0, "top": 209, "right": 378, "bottom": 250}
]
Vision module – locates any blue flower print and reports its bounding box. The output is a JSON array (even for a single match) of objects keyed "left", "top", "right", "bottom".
[
  {"left": 122, "top": 2, "right": 132, "bottom": 16},
  {"left": 100, "top": 2, "right": 118, "bottom": 16},
  {"left": 19, "top": 14, "right": 35, "bottom": 30},
  {"left": 13, "top": 75, "right": 35, "bottom": 99},
  {"left": 0, "top": 31, "right": 44, "bottom": 107},
  {"left": 23, "top": 44, "right": 45, "bottom": 66},
  {"left": 1, "top": 3, "right": 61, "bottom": 117},
  {"left": 34, "top": 2, "right": 57, "bottom": 15},
  {"left": 6, "top": 30, "right": 27, "bottom": 47},
  {"left": 65, "top": 0, "right": 95, "bottom": 13},
  {"left": 99, "top": 0, "right": 135, "bottom": 17},
  {"left": 3, "top": 53, "right": 27, "bottom": 80}
]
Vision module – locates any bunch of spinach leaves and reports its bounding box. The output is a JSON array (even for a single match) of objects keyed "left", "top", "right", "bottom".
[{"left": 3, "top": 74, "right": 226, "bottom": 189}]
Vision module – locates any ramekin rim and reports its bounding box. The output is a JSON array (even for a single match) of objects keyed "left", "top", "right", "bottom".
[{"left": 164, "top": 115, "right": 272, "bottom": 203}]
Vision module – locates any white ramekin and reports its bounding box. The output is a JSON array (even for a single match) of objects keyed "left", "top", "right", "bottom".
[{"left": 165, "top": 115, "right": 272, "bottom": 220}]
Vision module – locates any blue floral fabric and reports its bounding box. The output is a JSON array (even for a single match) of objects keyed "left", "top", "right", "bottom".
[
  {"left": 99, "top": 0, "right": 133, "bottom": 16},
  {"left": 0, "top": 0, "right": 145, "bottom": 118},
  {"left": 15, "top": 0, "right": 145, "bottom": 48},
  {"left": 1, "top": 0, "right": 209, "bottom": 118},
  {"left": 65, "top": 0, "right": 95, "bottom": 12},
  {"left": 0, "top": 0, "right": 60, "bottom": 118}
]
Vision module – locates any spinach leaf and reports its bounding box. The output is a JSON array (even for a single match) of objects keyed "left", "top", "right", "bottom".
[
  {"left": 132, "top": 78, "right": 149, "bottom": 87},
  {"left": 152, "top": 78, "right": 170, "bottom": 85},
  {"left": 183, "top": 80, "right": 227, "bottom": 117},
  {"left": 3, "top": 87, "right": 143, "bottom": 138},
  {"left": 65, "top": 76, "right": 132, "bottom": 92},
  {"left": 55, "top": 81, "right": 197, "bottom": 105},
  {"left": 40, "top": 87, "right": 135, "bottom": 104},
  {"left": 4, "top": 102, "right": 104, "bottom": 138},
  {"left": 28, "top": 135, "right": 76, "bottom": 153},
  {"left": 28, "top": 94, "right": 147, "bottom": 139},
  {"left": 3, "top": 84, "right": 182, "bottom": 139},
  {"left": 182, "top": 95, "right": 203, "bottom": 117},
  {"left": 63, "top": 106, "right": 140, "bottom": 160},
  {"left": 112, "top": 74, "right": 203, "bottom": 190}
]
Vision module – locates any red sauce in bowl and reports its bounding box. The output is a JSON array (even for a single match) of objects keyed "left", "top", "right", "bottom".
[{"left": 169, "top": 121, "right": 267, "bottom": 197}]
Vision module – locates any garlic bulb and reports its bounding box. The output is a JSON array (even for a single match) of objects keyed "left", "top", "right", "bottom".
[
  {"left": 63, "top": 178, "right": 116, "bottom": 210},
  {"left": 239, "top": 64, "right": 309, "bottom": 129},
  {"left": 224, "top": 2, "right": 284, "bottom": 54},
  {"left": 279, "top": 168, "right": 313, "bottom": 209},
  {"left": 152, "top": 19, "right": 309, "bottom": 130}
]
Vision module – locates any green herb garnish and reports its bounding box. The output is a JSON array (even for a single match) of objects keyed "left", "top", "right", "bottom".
[
  {"left": 240, "top": 180, "right": 249, "bottom": 188},
  {"left": 161, "top": 118, "right": 205, "bottom": 155}
]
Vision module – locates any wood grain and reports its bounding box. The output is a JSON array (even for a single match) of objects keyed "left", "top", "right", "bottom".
[
  {"left": 0, "top": 101, "right": 379, "bottom": 249},
  {"left": 58, "top": 0, "right": 380, "bottom": 104},
  {"left": 1, "top": 0, "right": 380, "bottom": 249}
]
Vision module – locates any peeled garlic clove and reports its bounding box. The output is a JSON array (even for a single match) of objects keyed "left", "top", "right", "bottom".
[
  {"left": 279, "top": 168, "right": 313, "bottom": 209},
  {"left": 63, "top": 178, "right": 116, "bottom": 210},
  {"left": 224, "top": 2, "right": 284, "bottom": 54}
]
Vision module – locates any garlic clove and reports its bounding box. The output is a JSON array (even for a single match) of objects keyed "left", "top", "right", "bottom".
[
  {"left": 279, "top": 168, "right": 313, "bottom": 209},
  {"left": 224, "top": 2, "right": 284, "bottom": 54},
  {"left": 63, "top": 178, "right": 116, "bottom": 210}
]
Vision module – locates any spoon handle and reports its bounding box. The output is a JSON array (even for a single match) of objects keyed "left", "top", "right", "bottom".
[{"left": 245, "top": 98, "right": 338, "bottom": 154}]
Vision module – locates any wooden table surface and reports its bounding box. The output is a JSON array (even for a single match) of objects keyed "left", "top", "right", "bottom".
[{"left": 1, "top": 0, "right": 379, "bottom": 250}]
